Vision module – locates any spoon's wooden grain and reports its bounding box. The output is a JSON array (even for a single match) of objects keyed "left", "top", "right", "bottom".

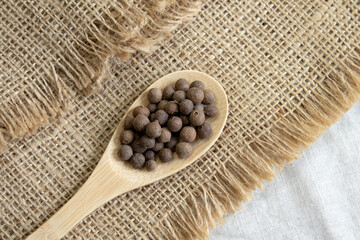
[{"left": 27, "top": 70, "right": 228, "bottom": 240}]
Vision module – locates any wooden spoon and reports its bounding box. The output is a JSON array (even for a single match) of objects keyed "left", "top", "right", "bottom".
[{"left": 27, "top": 70, "right": 228, "bottom": 240}]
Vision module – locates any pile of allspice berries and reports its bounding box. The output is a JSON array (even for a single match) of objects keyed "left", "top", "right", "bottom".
[{"left": 118, "top": 78, "right": 218, "bottom": 171}]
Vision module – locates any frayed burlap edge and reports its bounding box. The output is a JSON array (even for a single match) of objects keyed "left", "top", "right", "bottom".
[
  {"left": 0, "top": 0, "right": 202, "bottom": 153},
  {"left": 149, "top": 48, "right": 360, "bottom": 240}
]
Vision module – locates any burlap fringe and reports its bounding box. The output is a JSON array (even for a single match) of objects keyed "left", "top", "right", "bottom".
[
  {"left": 0, "top": 64, "right": 73, "bottom": 152},
  {"left": 0, "top": 0, "right": 201, "bottom": 152},
  {"left": 152, "top": 48, "right": 360, "bottom": 240}
]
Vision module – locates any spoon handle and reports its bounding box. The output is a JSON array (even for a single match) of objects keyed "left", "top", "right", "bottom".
[{"left": 26, "top": 160, "right": 127, "bottom": 240}]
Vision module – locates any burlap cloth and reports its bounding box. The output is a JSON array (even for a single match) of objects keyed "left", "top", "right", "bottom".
[{"left": 1, "top": 0, "right": 360, "bottom": 239}]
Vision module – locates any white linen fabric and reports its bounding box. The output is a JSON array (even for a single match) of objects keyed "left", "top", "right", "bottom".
[{"left": 209, "top": 101, "right": 360, "bottom": 240}]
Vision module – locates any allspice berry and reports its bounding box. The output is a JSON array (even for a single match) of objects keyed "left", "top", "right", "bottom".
[
  {"left": 180, "top": 126, "right": 196, "bottom": 142},
  {"left": 176, "top": 142, "right": 193, "bottom": 159},
  {"left": 120, "top": 130, "right": 135, "bottom": 144},
  {"left": 148, "top": 88, "right": 162, "bottom": 103},
  {"left": 197, "top": 122, "right": 212, "bottom": 139},
  {"left": 130, "top": 153, "right": 146, "bottom": 169},
  {"left": 158, "top": 148, "right": 173, "bottom": 162},
  {"left": 194, "top": 104, "right": 204, "bottom": 111},
  {"left": 167, "top": 116, "right": 182, "bottom": 132},
  {"left": 133, "top": 105, "right": 150, "bottom": 117},
  {"left": 163, "top": 86, "right": 175, "bottom": 100},
  {"left": 152, "top": 141, "right": 164, "bottom": 152},
  {"left": 147, "top": 103, "right": 157, "bottom": 113},
  {"left": 154, "top": 110, "right": 168, "bottom": 125},
  {"left": 165, "top": 135, "right": 179, "bottom": 151},
  {"left": 173, "top": 91, "right": 186, "bottom": 103},
  {"left": 131, "top": 139, "right": 147, "bottom": 153},
  {"left": 146, "top": 160, "right": 157, "bottom": 171},
  {"left": 150, "top": 113, "right": 156, "bottom": 122},
  {"left": 157, "top": 128, "right": 171, "bottom": 143},
  {"left": 139, "top": 135, "right": 155, "bottom": 149},
  {"left": 165, "top": 101, "right": 179, "bottom": 115},
  {"left": 189, "top": 110, "right": 205, "bottom": 126},
  {"left": 179, "top": 99, "right": 194, "bottom": 115},
  {"left": 203, "top": 89, "right": 216, "bottom": 104},
  {"left": 146, "top": 120, "right": 162, "bottom": 138},
  {"left": 180, "top": 115, "right": 190, "bottom": 126},
  {"left": 157, "top": 100, "right": 168, "bottom": 110},
  {"left": 175, "top": 78, "right": 190, "bottom": 91},
  {"left": 204, "top": 104, "right": 218, "bottom": 117},
  {"left": 187, "top": 87, "right": 204, "bottom": 104},
  {"left": 190, "top": 80, "right": 205, "bottom": 90},
  {"left": 133, "top": 115, "right": 150, "bottom": 132},
  {"left": 124, "top": 116, "right": 134, "bottom": 130},
  {"left": 119, "top": 145, "right": 133, "bottom": 161},
  {"left": 144, "top": 150, "right": 155, "bottom": 161}
]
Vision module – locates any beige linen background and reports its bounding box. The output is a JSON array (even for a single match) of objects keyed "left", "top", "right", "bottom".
[{"left": 1, "top": 0, "right": 360, "bottom": 239}]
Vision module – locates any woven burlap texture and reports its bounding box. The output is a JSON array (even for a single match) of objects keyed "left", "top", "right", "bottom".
[
  {"left": 0, "top": 0, "right": 201, "bottom": 152},
  {"left": 1, "top": 0, "right": 360, "bottom": 239}
]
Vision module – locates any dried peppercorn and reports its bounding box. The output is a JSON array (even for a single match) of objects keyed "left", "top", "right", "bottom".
[
  {"left": 163, "top": 86, "right": 175, "bottom": 100},
  {"left": 180, "top": 115, "right": 190, "bottom": 126},
  {"left": 154, "top": 110, "right": 168, "bottom": 126},
  {"left": 124, "top": 116, "right": 134, "bottom": 130},
  {"left": 179, "top": 99, "right": 194, "bottom": 115},
  {"left": 150, "top": 113, "right": 156, "bottom": 122},
  {"left": 180, "top": 126, "right": 196, "bottom": 142},
  {"left": 175, "top": 78, "right": 190, "bottom": 91},
  {"left": 189, "top": 110, "right": 205, "bottom": 126},
  {"left": 147, "top": 103, "right": 157, "bottom": 113},
  {"left": 167, "top": 116, "right": 182, "bottom": 132},
  {"left": 165, "top": 101, "right": 179, "bottom": 115},
  {"left": 120, "top": 130, "right": 135, "bottom": 144},
  {"left": 119, "top": 145, "right": 133, "bottom": 161},
  {"left": 144, "top": 150, "right": 155, "bottom": 161},
  {"left": 133, "top": 105, "right": 150, "bottom": 117},
  {"left": 133, "top": 115, "right": 150, "bottom": 132},
  {"left": 146, "top": 160, "right": 157, "bottom": 171},
  {"left": 131, "top": 153, "right": 146, "bottom": 169},
  {"left": 146, "top": 120, "right": 162, "bottom": 138},
  {"left": 173, "top": 91, "right": 186, "bottom": 103},
  {"left": 158, "top": 148, "right": 173, "bottom": 162},
  {"left": 157, "top": 100, "right": 168, "bottom": 110},
  {"left": 190, "top": 80, "right": 205, "bottom": 90},
  {"left": 204, "top": 104, "right": 218, "bottom": 117},
  {"left": 139, "top": 135, "right": 155, "bottom": 149},
  {"left": 131, "top": 139, "right": 147, "bottom": 153},
  {"left": 176, "top": 142, "right": 193, "bottom": 158},
  {"left": 152, "top": 141, "right": 164, "bottom": 152},
  {"left": 157, "top": 128, "right": 171, "bottom": 143},
  {"left": 197, "top": 122, "right": 212, "bottom": 139},
  {"left": 194, "top": 104, "right": 204, "bottom": 111},
  {"left": 187, "top": 87, "right": 204, "bottom": 104},
  {"left": 202, "top": 89, "right": 216, "bottom": 104},
  {"left": 148, "top": 88, "right": 162, "bottom": 103},
  {"left": 165, "top": 135, "right": 179, "bottom": 151}
]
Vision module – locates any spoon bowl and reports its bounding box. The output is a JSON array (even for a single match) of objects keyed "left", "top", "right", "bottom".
[
  {"left": 27, "top": 70, "right": 228, "bottom": 240},
  {"left": 110, "top": 70, "right": 228, "bottom": 185}
]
